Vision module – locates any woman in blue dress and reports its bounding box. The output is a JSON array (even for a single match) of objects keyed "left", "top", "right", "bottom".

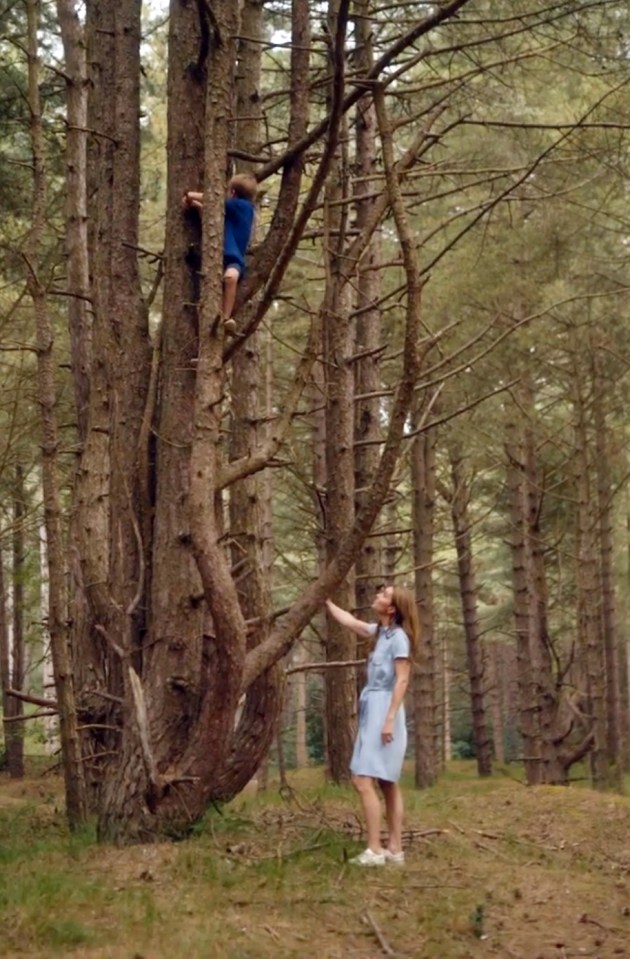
[{"left": 325, "top": 585, "right": 420, "bottom": 866}]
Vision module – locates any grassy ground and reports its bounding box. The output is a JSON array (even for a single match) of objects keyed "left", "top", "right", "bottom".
[{"left": 1, "top": 761, "right": 629, "bottom": 959}]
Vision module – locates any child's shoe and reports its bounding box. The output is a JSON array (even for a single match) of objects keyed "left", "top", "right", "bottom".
[
  {"left": 383, "top": 849, "right": 405, "bottom": 864},
  {"left": 223, "top": 317, "right": 237, "bottom": 336}
]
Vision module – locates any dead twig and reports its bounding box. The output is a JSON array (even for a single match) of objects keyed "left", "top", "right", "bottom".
[{"left": 363, "top": 910, "right": 396, "bottom": 956}]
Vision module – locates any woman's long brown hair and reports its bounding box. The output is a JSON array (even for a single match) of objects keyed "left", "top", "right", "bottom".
[{"left": 390, "top": 586, "right": 420, "bottom": 660}]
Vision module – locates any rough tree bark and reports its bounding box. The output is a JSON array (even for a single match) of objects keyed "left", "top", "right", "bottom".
[
  {"left": 353, "top": 0, "right": 383, "bottom": 651},
  {"left": 411, "top": 402, "right": 437, "bottom": 787},
  {"left": 63, "top": 0, "right": 459, "bottom": 841},
  {"left": 592, "top": 359, "right": 622, "bottom": 781},
  {"left": 24, "top": 0, "right": 87, "bottom": 826},
  {"left": 56, "top": 0, "right": 91, "bottom": 443},
  {"left": 572, "top": 373, "right": 609, "bottom": 789},
  {"left": 446, "top": 443, "right": 492, "bottom": 776}
]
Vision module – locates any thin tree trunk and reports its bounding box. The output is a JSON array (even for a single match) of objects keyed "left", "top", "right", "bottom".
[
  {"left": 24, "top": 0, "right": 87, "bottom": 826},
  {"left": 412, "top": 409, "right": 437, "bottom": 787},
  {"left": 487, "top": 643, "right": 505, "bottom": 765},
  {"left": 0, "top": 547, "right": 21, "bottom": 775},
  {"left": 56, "top": 0, "right": 91, "bottom": 442},
  {"left": 353, "top": 0, "right": 383, "bottom": 650},
  {"left": 441, "top": 631, "right": 451, "bottom": 765},
  {"left": 572, "top": 378, "right": 608, "bottom": 788},
  {"left": 322, "top": 1, "right": 356, "bottom": 783},
  {"left": 7, "top": 468, "right": 26, "bottom": 776},
  {"left": 447, "top": 445, "right": 492, "bottom": 776},
  {"left": 593, "top": 374, "right": 622, "bottom": 781},
  {"left": 294, "top": 646, "right": 308, "bottom": 768}
]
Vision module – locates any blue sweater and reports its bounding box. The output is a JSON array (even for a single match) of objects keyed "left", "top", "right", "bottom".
[{"left": 224, "top": 197, "right": 255, "bottom": 273}]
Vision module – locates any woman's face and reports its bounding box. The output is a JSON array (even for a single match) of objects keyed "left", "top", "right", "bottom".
[{"left": 372, "top": 585, "right": 394, "bottom": 617}]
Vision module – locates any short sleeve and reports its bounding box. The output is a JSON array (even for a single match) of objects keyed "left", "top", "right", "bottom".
[
  {"left": 366, "top": 623, "right": 378, "bottom": 637},
  {"left": 391, "top": 628, "right": 410, "bottom": 659}
]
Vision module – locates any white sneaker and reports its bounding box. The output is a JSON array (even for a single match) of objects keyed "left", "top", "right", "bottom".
[
  {"left": 349, "top": 848, "right": 386, "bottom": 866},
  {"left": 383, "top": 849, "right": 405, "bottom": 864}
]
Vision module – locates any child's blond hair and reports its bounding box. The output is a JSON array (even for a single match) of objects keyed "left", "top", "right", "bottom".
[{"left": 229, "top": 173, "right": 258, "bottom": 203}]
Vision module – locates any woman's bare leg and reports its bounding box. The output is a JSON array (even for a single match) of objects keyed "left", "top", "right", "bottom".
[
  {"left": 352, "top": 775, "right": 383, "bottom": 852},
  {"left": 379, "top": 779, "right": 404, "bottom": 853}
]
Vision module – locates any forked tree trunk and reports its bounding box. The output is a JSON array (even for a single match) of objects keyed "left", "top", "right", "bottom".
[{"left": 67, "top": 0, "right": 432, "bottom": 841}]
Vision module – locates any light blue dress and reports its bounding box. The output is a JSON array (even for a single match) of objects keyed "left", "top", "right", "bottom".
[{"left": 350, "top": 624, "right": 411, "bottom": 782}]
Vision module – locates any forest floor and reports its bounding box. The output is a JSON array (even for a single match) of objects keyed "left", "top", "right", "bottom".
[{"left": 1, "top": 761, "right": 629, "bottom": 959}]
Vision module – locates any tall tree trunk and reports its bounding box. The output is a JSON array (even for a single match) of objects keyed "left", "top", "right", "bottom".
[
  {"left": 505, "top": 417, "right": 542, "bottom": 784},
  {"left": 73, "top": 0, "right": 434, "bottom": 841},
  {"left": 322, "top": 1, "right": 356, "bottom": 784},
  {"left": 24, "top": 0, "right": 87, "bottom": 826},
  {"left": 7, "top": 468, "right": 26, "bottom": 776},
  {"left": 487, "top": 643, "right": 505, "bottom": 765},
  {"left": 0, "top": 548, "right": 21, "bottom": 775},
  {"left": 293, "top": 645, "right": 308, "bottom": 768},
  {"left": 56, "top": 0, "right": 91, "bottom": 442},
  {"left": 593, "top": 372, "right": 622, "bottom": 781},
  {"left": 447, "top": 444, "right": 492, "bottom": 776},
  {"left": 572, "top": 378, "right": 608, "bottom": 788},
  {"left": 411, "top": 408, "right": 437, "bottom": 787},
  {"left": 221, "top": 0, "right": 283, "bottom": 795},
  {"left": 353, "top": 0, "right": 383, "bottom": 651}
]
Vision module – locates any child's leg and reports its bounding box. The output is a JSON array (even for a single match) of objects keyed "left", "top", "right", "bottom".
[{"left": 222, "top": 265, "right": 240, "bottom": 323}]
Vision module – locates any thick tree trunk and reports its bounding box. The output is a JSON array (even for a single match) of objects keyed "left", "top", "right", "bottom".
[
  {"left": 76, "top": 0, "right": 431, "bottom": 841},
  {"left": 448, "top": 445, "right": 492, "bottom": 777}
]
